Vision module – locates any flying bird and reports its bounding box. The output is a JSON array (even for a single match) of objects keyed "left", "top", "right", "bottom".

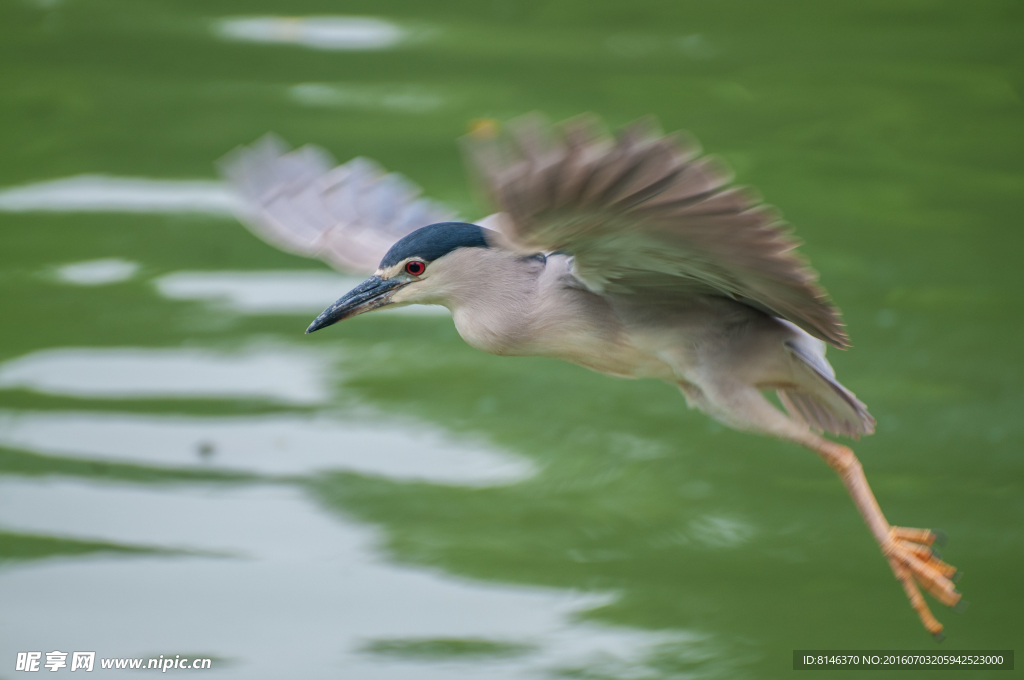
[{"left": 221, "top": 114, "right": 964, "bottom": 638}]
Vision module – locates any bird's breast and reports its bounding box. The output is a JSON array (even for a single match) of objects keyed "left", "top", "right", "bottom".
[{"left": 450, "top": 287, "right": 674, "bottom": 380}]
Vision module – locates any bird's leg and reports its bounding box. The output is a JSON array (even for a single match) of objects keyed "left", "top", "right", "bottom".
[
  {"left": 679, "top": 380, "right": 963, "bottom": 637},
  {"left": 809, "top": 437, "right": 962, "bottom": 638}
]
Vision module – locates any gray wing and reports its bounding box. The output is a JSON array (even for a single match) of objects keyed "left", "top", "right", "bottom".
[
  {"left": 219, "top": 134, "right": 458, "bottom": 275},
  {"left": 463, "top": 114, "right": 849, "bottom": 348}
]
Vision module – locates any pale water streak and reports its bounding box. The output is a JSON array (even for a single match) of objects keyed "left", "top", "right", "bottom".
[
  {"left": 0, "top": 410, "right": 534, "bottom": 485},
  {"left": 53, "top": 258, "right": 140, "bottom": 286},
  {"left": 154, "top": 270, "right": 450, "bottom": 316},
  {"left": 0, "top": 176, "right": 238, "bottom": 215},
  {"left": 0, "top": 347, "right": 330, "bottom": 404},
  {"left": 0, "top": 480, "right": 690, "bottom": 679},
  {"left": 289, "top": 83, "right": 444, "bottom": 113},
  {"left": 215, "top": 17, "right": 406, "bottom": 51}
]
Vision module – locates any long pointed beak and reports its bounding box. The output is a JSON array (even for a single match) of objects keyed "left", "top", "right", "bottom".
[{"left": 306, "top": 276, "right": 405, "bottom": 334}]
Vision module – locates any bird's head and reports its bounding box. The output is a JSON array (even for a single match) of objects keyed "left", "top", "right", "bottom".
[{"left": 305, "top": 222, "right": 492, "bottom": 334}]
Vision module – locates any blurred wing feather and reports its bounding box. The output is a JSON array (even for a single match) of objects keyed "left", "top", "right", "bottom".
[
  {"left": 220, "top": 134, "right": 458, "bottom": 274},
  {"left": 464, "top": 114, "right": 849, "bottom": 348}
]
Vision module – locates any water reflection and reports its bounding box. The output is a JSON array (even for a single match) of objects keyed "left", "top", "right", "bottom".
[
  {"left": 0, "top": 176, "right": 237, "bottom": 215},
  {"left": 687, "top": 516, "right": 755, "bottom": 549},
  {"left": 604, "top": 33, "right": 716, "bottom": 59},
  {"left": 154, "top": 271, "right": 449, "bottom": 316},
  {"left": 214, "top": 17, "right": 406, "bottom": 51},
  {"left": 53, "top": 258, "right": 140, "bottom": 286},
  {"left": 289, "top": 83, "right": 445, "bottom": 113},
  {"left": 0, "top": 480, "right": 688, "bottom": 679},
  {"left": 0, "top": 347, "right": 330, "bottom": 404},
  {"left": 0, "top": 410, "right": 534, "bottom": 485}
]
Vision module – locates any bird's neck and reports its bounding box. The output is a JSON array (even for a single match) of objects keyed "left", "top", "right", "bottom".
[{"left": 438, "top": 249, "right": 542, "bottom": 355}]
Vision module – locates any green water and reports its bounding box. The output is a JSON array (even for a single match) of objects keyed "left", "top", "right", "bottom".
[{"left": 1, "top": 1, "right": 1021, "bottom": 678}]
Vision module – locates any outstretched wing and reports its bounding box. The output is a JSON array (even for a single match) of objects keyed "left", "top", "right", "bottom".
[
  {"left": 464, "top": 115, "right": 849, "bottom": 348},
  {"left": 220, "top": 135, "right": 458, "bottom": 275}
]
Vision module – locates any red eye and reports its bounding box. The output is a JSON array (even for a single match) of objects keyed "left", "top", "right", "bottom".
[{"left": 405, "top": 260, "right": 426, "bottom": 276}]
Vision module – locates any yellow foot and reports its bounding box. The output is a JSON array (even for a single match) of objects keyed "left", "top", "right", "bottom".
[{"left": 882, "top": 527, "right": 965, "bottom": 640}]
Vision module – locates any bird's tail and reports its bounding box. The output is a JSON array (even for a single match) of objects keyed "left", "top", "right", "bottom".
[{"left": 778, "top": 340, "right": 876, "bottom": 439}]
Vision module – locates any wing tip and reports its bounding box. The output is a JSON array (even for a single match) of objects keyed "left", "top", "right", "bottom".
[{"left": 217, "top": 133, "right": 457, "bottom": 276}]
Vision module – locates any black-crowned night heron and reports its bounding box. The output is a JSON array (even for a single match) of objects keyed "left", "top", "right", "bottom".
[{"left": 222, "top": 114, "right": 963, "bottom": 638}]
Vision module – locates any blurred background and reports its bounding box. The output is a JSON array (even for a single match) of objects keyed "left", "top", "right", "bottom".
[{"left": 0, "top": 0, "right": 1021, "bottom": 677}]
